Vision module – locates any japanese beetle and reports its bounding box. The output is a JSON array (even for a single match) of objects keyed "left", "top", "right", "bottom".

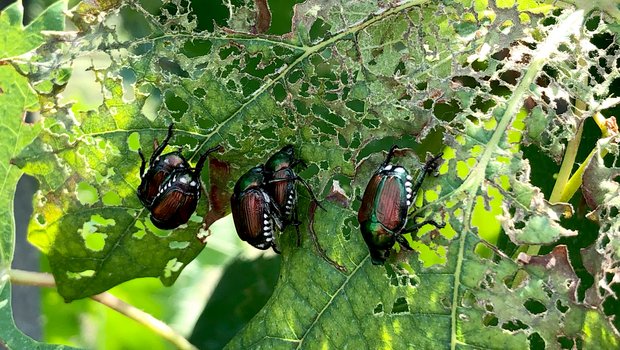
[
  {"left": 264, "top": 145, "right": 324, "bottom": 245},
  {"left": 137, "top": 123, "right": 221, "bottom": 229},
  {"left": 148, "top": 144, "right": 221, "bottom": 230},
  {"left": 358, "top": 145, "right": 444, "bottom": 265},
  {"left": 137, "top": 124, "right": 189, "bottom": 208},
  {"left": 231, "top": 165, "right": 283, "bottom": 251}
]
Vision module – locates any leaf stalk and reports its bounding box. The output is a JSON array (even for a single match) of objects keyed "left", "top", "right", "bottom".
[{"left": 9, "top": 269, "right": 197, "bottom": 350}]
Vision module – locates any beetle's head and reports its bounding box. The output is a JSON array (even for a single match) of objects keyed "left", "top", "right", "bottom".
[
  {"left": 369, "top": 248, "right": 390, "bottom": 265},
  {"left": 265, "top": 145, "right": 296, "bottom": 171},
  {"left": 234, "top": 165, "right": 266, "bottom": 192}
]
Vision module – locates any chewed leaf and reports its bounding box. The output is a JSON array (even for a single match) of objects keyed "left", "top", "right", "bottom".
[
  {"left": 0, "top": 0, "right": 66, "bottom": 59},
  {"left": 499, "top": 174, "right": 576, "bottom": 245},
  {"left": 9, "top": 0, "right": 620, "bottom": 347},
  {"left": 581, "top": 139, "right": 620, "bottom": 327}
]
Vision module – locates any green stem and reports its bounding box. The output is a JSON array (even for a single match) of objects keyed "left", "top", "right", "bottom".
[
  {"left": 549, "top": 120, "right": 584, "bottom": 202},
  {"left": 9, "top": 269, "right": 197, "bottom": 350}
]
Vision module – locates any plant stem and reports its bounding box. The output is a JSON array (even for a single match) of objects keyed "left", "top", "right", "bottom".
[
  {"left": 9, "top": 269, "right": 197, "bottom": 350},
  {"left": 90, "top": 293, "right": 197, "bottom": 350},
  {"left": 549, "top": 119, "right": 584, "bottom": 202}
]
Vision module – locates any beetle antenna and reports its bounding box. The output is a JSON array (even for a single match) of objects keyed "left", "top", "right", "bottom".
[
  {"left": 382, "top": 145, "right": 399, "bottom": 167},
  {"left": 138, "top": 148, "right": 147, "bottom": 176},
  {"left": 194, "top": 145, "right": 223, "bottom": 174},
  {"left": 295, "top": 176, "right": 326, "bottom": 211},
  {"left": 150, "top": 123, "right": 175, "bottom": 164}
]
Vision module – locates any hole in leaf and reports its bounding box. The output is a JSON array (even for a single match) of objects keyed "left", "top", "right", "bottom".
[
  {"left": 190, "top": 0, "right": 228, "bottom": 32},
  {"left": 471, "top": 59, "right": 488, "bottom": 71},
  {"left": 35, "top": 214, "right": 46, "bottom": 226},
  {"left": 165, "top": 92, "right": 189, "bottom": 120},
  {"left": 273, "top": 82, "right": 287, "bottom": 102},
  {"left": 499, "top": 70, "right": 521, "bottom": 85},
  {"left": 452, "top": 75, "right": 479, "bottom": 89},
  {"left": 503, "top": 271, "right": 524, "bottom": 289},
  {"left": 133, "top": 221, "right": 147, "bottom": 239},
  {"left": 127, "top": 132, "right": 140, "bottom": 152},
  {"left": 309, "top": 17, "right": 331, "bottom": 42},
  {"left": 102, "top": 192, "right": 122, "bottom": 206},
  {"left": 182, "top": 39, "right": 213, "bottom": 58},
  {"left": 76, "top": 182, "right": 99, "bottom": 205},
  {"left": 490, "top": 79, "right": 511, "bottom": 97},
  {"left": 169, "top": 241, "right": 190, "bottom": 249},
  {"left": 461, "top": 290, "right": 476, "bottom": 308},
  {"left": 524, "top": 298, "right": 547, "bottom": 315},
  {"left": 342, "top": 217, "right": 355, "bottom": 241},
  {"left": 373, "top": 303, "right": 384, "bottom": 315},
  {"left": 391, "top": 297, "right": 409, "bottom": 314},
  {"left": 556, "top": 300, "right": 569, "bottom": 313},
  {"left": 163, "top": 258, "right": 183, "bottom": 278},
  {"left": 345, "top": 99, "right": 365, "bottom": 113},
  {"left": 79, "top": 214, "right": 114, "bottom": 252},
  {"left": 66, "top": 270, "right": 95, "bottom": 280},
  {"left": 141, "top": 87, "right": 162, "bottom": 121},
  {"left": 502, "top": 319, "right": 529, "bottom": 332},
  {"left": 384, "top": 264, "right": 399, "bottom": 286},
  {"left": 121, "top": 68, "right": 136, "bottom": 102},
  {"left": 482, "top": 313, "right": 498, "bottom": 326},
  {"left": 193, "top": 88, "right": 206, "bottom": 98},
  {"left": 557, "top": 335, "right": 574, "bottom": 349},
  {"left": 146, "top": 218, "right": 172, "bottom": 237},
  {"left": 158, "top": 57, "right": 189, "bottom": 78},
  {"left": 433, "top": 99, "right": 460, "bottom": 122},
  {"left": 528, "top": 332, "right": 545, "bottom": 350},
  {"left": 585, "top": 15, "right": 600, "bottom": 31},
  {"left": 24, "top": 111, "right": 39, "bottom": 124}
]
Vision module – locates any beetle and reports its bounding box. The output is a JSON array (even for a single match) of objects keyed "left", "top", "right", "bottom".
[
  {"left": 358, "top": 145, "right": 444, "bottom": 265},
  {"left": 231, "top": 165, "right": 283, "bottom": 251},
  {"left": 148, "top": 144, "right": 221, "bottom": 229},
  {"left": 263, "top": 145, "right": 324, "bottom": 246},
  {"left": 137, "top": 123, "right": 222, "bottom": 229},
  {"left": 137, "top": 124, "right": 188, "bottom": 208}
]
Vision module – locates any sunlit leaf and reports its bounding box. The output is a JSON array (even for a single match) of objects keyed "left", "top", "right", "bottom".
[{"left": 9, "top": 0, "right": 620, "bottom": 347}]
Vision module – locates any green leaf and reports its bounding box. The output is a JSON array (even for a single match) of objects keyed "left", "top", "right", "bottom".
[
  {"left": 12, "top": 0, "right": 620, "bottom": 347},
  {"left": 0, "top": 65, "right": 40, "bottom": 270},
  {"left": 0, "top": 0, "right": 67, "bottom": 59},
  {"left": 190, "top": 256, "right": 280, "bottom": 349},
  {"left": 0, "top": 283, "right": 77, "bottom": 349},
  {"left": 0, "top": 25, "right": 68, "bottom": 350}
]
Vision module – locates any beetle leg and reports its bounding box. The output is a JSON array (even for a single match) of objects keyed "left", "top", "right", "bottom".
[
  {"left": 423, "top": 152, "right": 444, "bottom": 176},
  {"left": 269, "top": 204, "right": 284, "bottom": 231},
  {"left": 408, "top": 153, "right": 444, "bottom": 204},
  {"left": 293, "top": 176, "right": 327, "bottom": 212},
  {"left": 194, "top": 144, "right": 223, "bottom": 175},
  {"left": 395, "top": 235, "right": 413, "bottom": 250},
  {"left": 150, "top": 123, "right": 175, "bottom": 164},
  {"left": 138, "top": 148, "right": 147, "bottom": 177},
  {"left": 381, "top": 145, "right": 400, "bottom": 168},
  {"left": 404, "top": 218, "right": 446, "bottom": 233},
  {"left": 272, "top": 243, "right": 281, "bottom": 254},
  {"left": 292, "top": 205, "right": 302, "bottom": 247}
]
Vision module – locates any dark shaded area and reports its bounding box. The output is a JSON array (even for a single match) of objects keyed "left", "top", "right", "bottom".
[
  {"left": 10, "top": 175, "right": 41, "bottom": 340},
  {"left": 267, "top": 0, "right": 304, "bottom": 35},
  {"left": 189, "top": 256, "right": 280, "bottom": 350}
]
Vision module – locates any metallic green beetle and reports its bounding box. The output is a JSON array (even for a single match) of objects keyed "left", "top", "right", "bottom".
[{"left": 358, "top": 145, "right": 444, "bottom": 264}]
